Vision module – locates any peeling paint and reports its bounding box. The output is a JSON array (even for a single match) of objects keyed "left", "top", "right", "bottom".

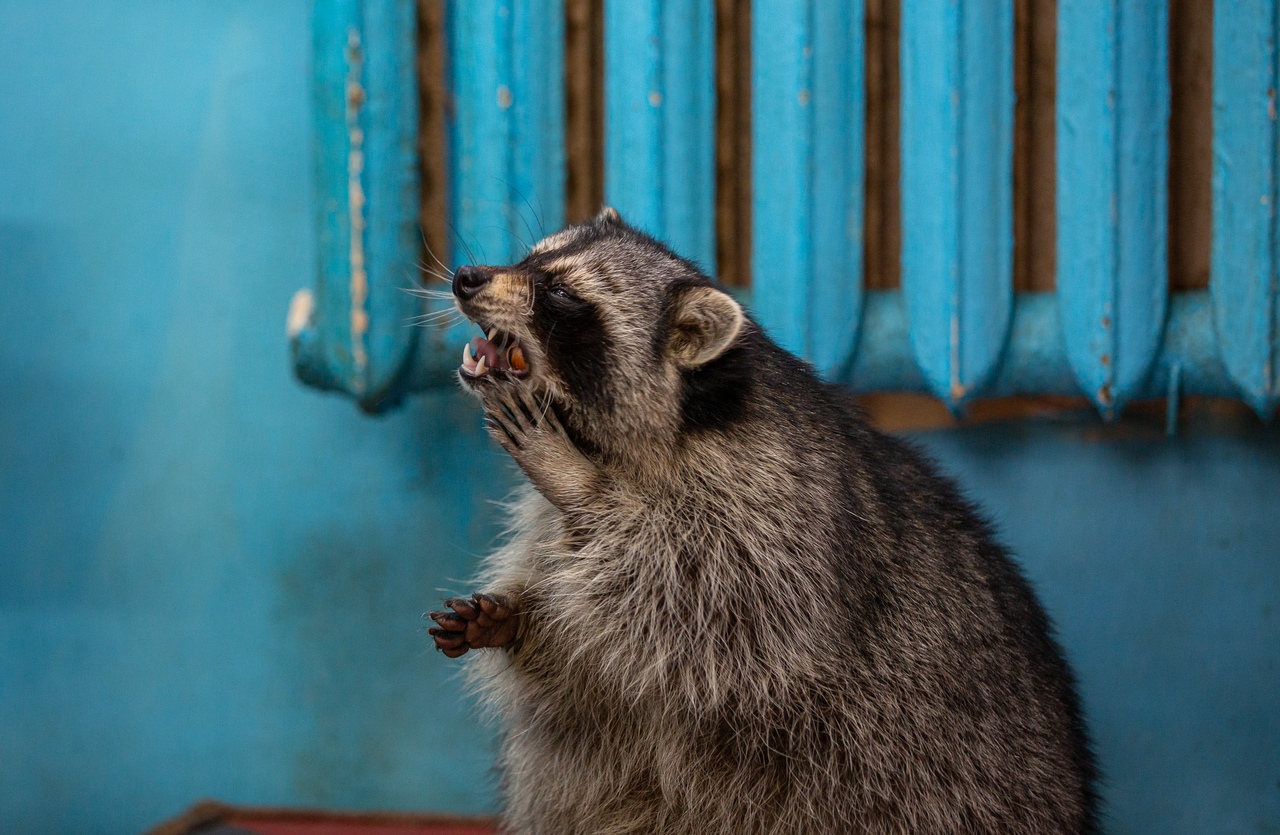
[
  {"left": 345, "top": 26, "right": 369, "bottom": 396},
  {"left": 286, "top": 289, "right": 315, "bottom": 339}
]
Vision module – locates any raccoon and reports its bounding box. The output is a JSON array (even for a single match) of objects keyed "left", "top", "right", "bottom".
[{"left": 428, "top": 208, "right": 1099, "bottom": 834}]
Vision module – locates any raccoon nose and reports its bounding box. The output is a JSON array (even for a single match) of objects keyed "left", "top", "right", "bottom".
[{"left": 453, "top": 265, "right": 491, "bottom": 300}]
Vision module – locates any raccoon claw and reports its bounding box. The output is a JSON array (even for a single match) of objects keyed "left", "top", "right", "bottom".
[
  {"left": 428, "top": 593, "right": 518, "bottom": 657},
  {"left": 485, "top": 387, "right": 569, "bottom": 454}
]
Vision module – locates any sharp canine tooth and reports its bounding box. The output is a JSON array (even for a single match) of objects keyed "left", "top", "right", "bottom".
[
  {"left": 488, "top": 327, "right": 498, "bottom": 341},
  {"left": 462, "top": 343, "right": 472, "bottom": 363},
  {"left": 475, "top": 355, "right": 487, "bottom": 376}
]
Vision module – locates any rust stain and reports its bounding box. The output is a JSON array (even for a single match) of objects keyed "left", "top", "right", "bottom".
[
  {"left": 346, "top": 26, "right": 369, "bottom": 394},
  {"left": 948, "top": 312, "right": 963, "bottom": 407},
  {"left": 1100, "top": 353, "right": 1110, "bottom": 367}
]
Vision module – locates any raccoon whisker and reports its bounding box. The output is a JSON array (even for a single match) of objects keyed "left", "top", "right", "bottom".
[
  {"left": 419, "top": 225, "right": 455, "bottom": 277},
  {"left": 406, "top": 310, "right": 465, "bottom": 327},
  {"left": 495, "top": 175, "right": 546, "bottom": 239},
  {"left": 401, "top": 286, "right": 455, "bottom": 299},
  {"left": 446, "top": 220, "right": 479, "bottom": 266},
  {"left": 416, "top": 265, "right": 454, "bottom": 284},
  {"left": 406, "top": 305, "right": 464, "bottom": 321},
  {"left": 411, "top": 257, "right": 453, "bottom": 284},
  {"left": 537, "top": 388, "right": 554, "bottom": 426},
  {"left": 481, "top": 223, "right": 532, "bottom": 257},
  {"left": 403, "top": 318, "right": 460, "bottom": 331},
  {"left": 494, "top": 178, "right": 538, "bottom": 248}
]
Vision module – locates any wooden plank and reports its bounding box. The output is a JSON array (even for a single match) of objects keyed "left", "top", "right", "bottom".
[
  {"left": 512, "top": 0, "right": 566, "bottom": 240},
  {"left": 1212, "top": 0, "right": 1279, "bottom": 418},
  {"left": 752, "top": 0, "right": 865, "bottom": 376},
  {"left": 604, "top": 0, "right": 715, "bottom": 270},
  {"left": 362, "top": 0, "right": 427, "bottom": 395},
  {"left": 664, "top": 0, "right": 715, "bottom": 269},
  {"left": 603, "top": 1, "right": 662, "bottom": 231},
  {"left": 1056, "top": 0, "right": 1169, "bottom": 417},
  {"left": 294, "top": 0, "right": 423, "bottom": 409},
  {"left": 298, "top": 0, "right": 362, "bottom": 396},
  {"left": 750, "top": 0, "right": 810, "bottom": 356},
  {"left": 450, "top": 0, "right": 509, "bottom": 264},
  {"left": 808, "top": 0, "right": 865, "bottom": 375},
  {"left": 901, "top": 0, "right": 1014, "bottom": 406},
  {"left": 449, "top": 0, "right": 564, "bottom": 266}
]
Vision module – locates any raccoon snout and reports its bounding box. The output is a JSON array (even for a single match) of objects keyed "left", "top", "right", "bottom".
[{"left": 453, "top": 265, "right": 491, "bottom": 300}]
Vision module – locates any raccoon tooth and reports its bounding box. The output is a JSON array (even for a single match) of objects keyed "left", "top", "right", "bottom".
[
  {"left": 474, "top": 355, "right": 488, "bottom": 376},
  {"left": 508, "top": 344, "right": 527, "bottom": 372},
  {"left": 488, "top": 327, "right": 498, "bottom": 341},
  {"left": 462, "top": 342, "right": 473, "bottom": 363}
]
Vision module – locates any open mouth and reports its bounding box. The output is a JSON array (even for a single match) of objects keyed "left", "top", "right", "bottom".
[{"left": 460, "top": 324, "right": 530, "bottom": 380}]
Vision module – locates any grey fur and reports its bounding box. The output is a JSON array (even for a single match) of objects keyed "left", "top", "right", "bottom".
[{"left": 433, "top": 212, "right": 1099, "bottom": 834}]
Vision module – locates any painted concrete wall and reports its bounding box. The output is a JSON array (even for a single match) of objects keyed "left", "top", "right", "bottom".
[{"left": 0, "top": 3, "right": 1276, "bottom": 834}]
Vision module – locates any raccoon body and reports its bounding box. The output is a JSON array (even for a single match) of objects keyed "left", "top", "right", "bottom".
[{"left": 429, "top": 209, "right": 1099, "bottom": 834}]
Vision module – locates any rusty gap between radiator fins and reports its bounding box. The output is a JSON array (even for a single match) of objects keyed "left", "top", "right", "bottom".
[
  {"left": 565, "top": 0, "right": 605, "bottom": 225},
  {"left": 715, "top": 0, "right": 752, "bottom": 287},
  {"left": 417, "top": 0, "right": 449, "bottom": 272}
]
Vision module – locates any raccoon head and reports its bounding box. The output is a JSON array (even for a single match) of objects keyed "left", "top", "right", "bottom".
[{"left": 451, "top": 207, "right": 746, "bottom": 458}]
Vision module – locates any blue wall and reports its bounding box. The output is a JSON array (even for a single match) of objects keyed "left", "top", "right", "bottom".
[
  {"left": 0, "top": 3, "right": 501, "bottom": 832},
  {"left": 0, "top": 3, "right": 1276, "bottom": 834}
]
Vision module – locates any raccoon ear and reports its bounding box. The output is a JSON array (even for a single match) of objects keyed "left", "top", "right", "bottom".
[
  {"left": 595, "top": 205, "right": 623, "bottom": 226},
  {"left": 667, "top": 285, "right": 744, "bottom": 368}
]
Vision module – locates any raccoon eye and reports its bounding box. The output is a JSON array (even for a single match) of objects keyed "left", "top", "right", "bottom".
[
  {"left": 541, "top": 278, "right": 584, "bottom": 307},
  {"left": 549, "top": 286, "right": 582, "bottom": 303}
]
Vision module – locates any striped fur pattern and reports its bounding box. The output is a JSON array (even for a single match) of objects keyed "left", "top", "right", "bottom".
[{"left": 435, "top": 209, "right": 1100, "bottom": 834}]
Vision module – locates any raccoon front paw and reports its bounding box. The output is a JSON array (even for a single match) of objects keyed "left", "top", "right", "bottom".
[
  {"left": 483, "top": 387, "right": 598, "bottom": 511},
  {"left": 483, "top": 386, "right": 565, "bottom": 453},
  {"left": 428, "top": 593, "right": 518, "bottom": 658}
]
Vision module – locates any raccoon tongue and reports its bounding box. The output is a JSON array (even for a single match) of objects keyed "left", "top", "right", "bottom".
[{"left": 465, "top": 335, "right": 507, "bottom": 376}]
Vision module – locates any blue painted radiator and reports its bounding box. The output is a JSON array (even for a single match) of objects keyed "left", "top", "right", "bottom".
[{"left": 289, "top": 0, "right": 1279, "bottom": 421}]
